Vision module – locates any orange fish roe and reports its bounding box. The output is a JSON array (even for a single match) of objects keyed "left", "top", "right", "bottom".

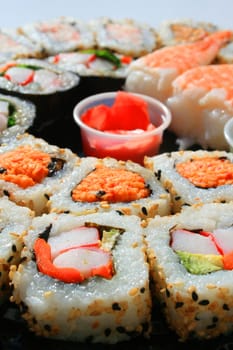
[
  {"left": 72, "top": 166, "right": 150, "bottom": 203},
  {"left": 173, "top": 64, "right": 233, "bottom": 103},
  {"left": 0, "top": 146, "right": 51, "bottom": 188},
  {"left": 176, "top": 157, "right": 233, "bottom": 188},
  {"left": 141, "top": 30, "right": 231, "bottom": 74}
]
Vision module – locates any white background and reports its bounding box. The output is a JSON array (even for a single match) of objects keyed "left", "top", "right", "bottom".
[{"left": 0, "top": 0, "right": 232, "bottom": 30}]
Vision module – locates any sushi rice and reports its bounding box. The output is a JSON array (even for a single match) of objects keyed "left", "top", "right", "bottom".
[
  {"left": 10, "top": 211, "right": 151, "bottom": 344},
  {"left": 145, "top": 150, "right": 233, "bottom": 213},
  {"left": 48, "top": 156, "right": 171, "bottom": 219},
  {"left": 0, "top": 93, "right": 36, "bottom": 144},
  {"left": 144, "top": 202, "right": 233, "bottom": 341},
  {"left": 0, "top": 196, "right": 34, "bottom": 306},
  {"left": 0, "top": 133, "right": 79, "bottom": 215}
]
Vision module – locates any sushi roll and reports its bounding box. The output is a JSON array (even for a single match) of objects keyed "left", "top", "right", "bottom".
[
  {"left": 124, "top": 30, "right": 231, "bottom": 103},
  {"left": 145, "top": 202, "right": 233, "bottom": 341},
  {"left": 47, "top": 49, "right": 129, "bottom": 100},
  {"left": 90, "top": 17, "right": 159, "bottom": 58},
  {"left": 0, "top": 133, "right": 79, "bottom": 215},
  {"left": 157, "top": 18, "right": 218, "bottom": 47},
  {"left": 19, "top": 16, "right": 96, "bottom": 56},
  {"left": 0, "top": 93, "right": 36, "bottom": 144},
  {"left": 47, "top": 49, "right": 132, "bottom": 79},
  {"left": 0, "top": 27, "right": 43, "bottom": 63},
  {"left": 48, "top": 156, "right": 171, "bottom": 219},
  {"left": 10, "top": 211, "right": 151, "bottom": 343},
  {"left": 0, "top": 58, "right": 81, "bottom": 145},
  {"left": 145, "top": 150, "right": 233, "bottom": 213},
  {"left": 0, "top": 196, "right": 34, "bottom": 306},
  {"left": 167, "top": 64, "right": 233, "bottom": 150}
]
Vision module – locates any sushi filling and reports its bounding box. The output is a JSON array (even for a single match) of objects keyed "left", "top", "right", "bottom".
[
  {"left": 0, "top": 61, "right": 68, "bottom": 92},
  {"left": 71, "top": 166, "right": 151, "bottom": 203},
  {"left": 34, "top": 223, "right": 123, "bottom": 283},
  {"left": 175, "top": 156, "right": 233, "bottom": 188},
  {"left": 0, "top": 99, "right": 17, "bottom": 131},
  {"left": 170, "top": 227, "right": 233, "bottom": 274},
  {"left": 0, "top": 145, "right": 65, "bottom": 188}
]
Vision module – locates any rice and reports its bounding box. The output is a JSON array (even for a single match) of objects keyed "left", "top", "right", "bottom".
[
  {"left": 145, "top": 150, "right": 233, "bottom": 213},
  {"left": 0, "top": 133, "right": 79, "bottom": 215},
  {"left": 0, "top": 196, "right": 34, "bottom": 305},
  {"left": 144, "top": 202, "right": 233, "bottom": 341},
  {"left": 10, "top": 211, "right": 151, "bottom": 344},
  {"left": 48, "top": 156, "right": 171, "bottom": 219}
]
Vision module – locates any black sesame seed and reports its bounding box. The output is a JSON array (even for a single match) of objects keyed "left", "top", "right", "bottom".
[
  {"left": 11, "top": 244, "right": 17, "bottom": 253},
  {"left": 175, "top": 196, "right": 181, "bottom": 201},
  {"left": 3, "top": 190, "right": 10, "bottom": 197},
  {"left": 0, "top": 167, "right": 6, "bottom": 174},
  {"left": 140, "top": 287, "right": 145, "bottom": 294},
  {"left": 141, "top": 206, "right": 148, "bottom": 216},
  {"left": 223, "top": 303, "right": 230, "bottom": 311},
  {"left": 63, "top": 210, "right": 70, "bottom": 214},
  {"left": 96, "top": 190, "right": 106, "bottom": 198},
  {"left": 192, "top": 291, "right": 198, "bottom": 301},
  {"left": 44, "top": 193, "right": 49, "bottom": 200},
  {"left": 198, "top": 299, "right": 209, "bottom": 306},
  {"left": 212, "top": 316, "right": 219, "bottom": 323},
  {"left": 206, "top": 323, "right": 216, "bottom": 329},
  {"left": 7, "top": 255, "right": 13, "bottom": 263},
  {"left": 104, "top": 328, "right": 111, "bottom": 337},
  {"left": 116, "top": 326, "right": 126, "bottom": 333},
  {"left": 166, "top": 288, "right": 170, "bottom": 298},
  {"left": 112, "top": 302, "right": 121, "bottom": 311},
  {"left": 175, "top": 301, "right": 184, "bottom": 308},
  {"left": 116, "top": 210, "right": 124, "bottom": 215},
  {"left": 44, "top": 324, "right": 51, "bottom": 332}
]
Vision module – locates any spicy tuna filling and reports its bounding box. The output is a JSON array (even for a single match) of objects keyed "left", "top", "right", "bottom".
[
  {"left": 0, "top": 145, "right": 64, "bottom": 188},
  {"left": 175, "top": 157, "right": 233, "bottom": 188},
  {"left": 71, "top": 166, "right": 151, "bottom": 203}
]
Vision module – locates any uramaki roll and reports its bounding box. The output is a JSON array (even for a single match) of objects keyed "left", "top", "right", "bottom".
[
  {"left": 48, "top": 156, "right": 171, "bottom": 219},
  {"left": 10, "top": 211, "right": 151, "bottom": 344}
]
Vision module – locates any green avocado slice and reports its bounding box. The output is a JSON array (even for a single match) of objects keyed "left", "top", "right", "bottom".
[{"left": 176, "top": 251, "right": 224, "bottom": 274}]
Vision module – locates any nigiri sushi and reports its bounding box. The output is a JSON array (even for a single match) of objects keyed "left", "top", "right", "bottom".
[
  {"left": 167, "top": 64, "right": 233, "bottom": 150},
  {"left": 125, "top": 30, "right": 231, "bottom": 103}
]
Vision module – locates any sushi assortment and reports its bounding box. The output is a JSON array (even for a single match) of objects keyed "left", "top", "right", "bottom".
[{"left": 1, "top": 14, "right": 233, "bottom": 350}]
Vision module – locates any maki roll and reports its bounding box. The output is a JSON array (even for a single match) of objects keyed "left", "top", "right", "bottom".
[
  {"left": 19, "top": 16, "right": 96, "bottom": 56},
  {"left": 48, "top": 156, "right": 171, "bottom": 219},
  {"left": 0, "top": 58, "right": 81, "bottom": 145},
  {"left": 90, "top": 17, "right": 158, "bottom": 58},
  {"left": 0, "top": 28, "right": 43, "bottom": 63},
  {"left": 10, "top": 211, "right": 151, "bottom": 343},
  {"left": 0, "top": 196, "right": 34, "bottom": 306},
  {"left": 157, "top": 18, "right": 218, "bottom": 47},
  {"left": 0, "top": 133, "right": 79, "bottom": 215},
  {"left": 145, "top": 150, "right": 233, "bottom": 213},
  {"left": 145, "top": 202, "right": 233, "bottom": 341},
  {"left": 47, "top": 49, "right": 129, "bottom": 100},
  {"left": 0, "top": 93, "right": 36, "bottom": 144}
]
